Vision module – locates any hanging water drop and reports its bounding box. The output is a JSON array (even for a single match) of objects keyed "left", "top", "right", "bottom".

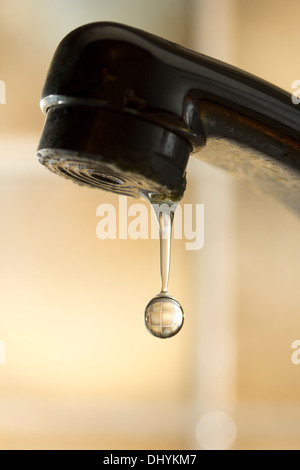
[
  {"left": 143, "top": 199, "right": 184, "bottom": 339},
  {"left": 144, "top": 293, "right": 184, "bottom": 338}
]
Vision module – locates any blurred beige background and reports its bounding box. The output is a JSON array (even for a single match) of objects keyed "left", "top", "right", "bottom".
[{"left": 0, "top": 0, "right": 299, "bottom": 450}]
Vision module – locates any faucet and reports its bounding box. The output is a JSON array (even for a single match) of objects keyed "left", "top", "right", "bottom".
[{"left": 37, "top": 22, "right": 300, "bottom": 210}]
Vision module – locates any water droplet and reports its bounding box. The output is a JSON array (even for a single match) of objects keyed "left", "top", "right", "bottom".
[
  {"left": 142, "top": 193, "right": 184, "bottom": 339},
  {"left": 144, "top": 294, "right": 184, "bottom": 339}
]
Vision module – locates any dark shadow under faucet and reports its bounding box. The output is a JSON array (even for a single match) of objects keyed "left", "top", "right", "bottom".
[{"left": 37, "top": 22, "right": 300, "bottom": 210}]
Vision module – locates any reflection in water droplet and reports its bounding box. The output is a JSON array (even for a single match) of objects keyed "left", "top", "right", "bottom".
[{"left": 144, "top": 294, "right": 184, "bottom": 338}]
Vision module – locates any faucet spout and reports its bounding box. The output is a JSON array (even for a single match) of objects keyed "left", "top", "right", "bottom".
[{"left": 37, "top": 22, "right": 300, "bottom": 209}]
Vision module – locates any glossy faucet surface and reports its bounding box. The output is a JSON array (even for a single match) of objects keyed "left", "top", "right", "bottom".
[{"left": 37, "top": 22, "right": 300, "bottom": 208}]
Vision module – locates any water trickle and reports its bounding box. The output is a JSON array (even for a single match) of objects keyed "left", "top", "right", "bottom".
[{"left": 143, "top": 198, "right": 184, "bottom": 339}]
